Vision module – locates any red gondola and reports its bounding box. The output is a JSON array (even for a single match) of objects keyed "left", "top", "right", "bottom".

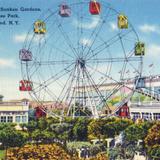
[
  {"left": 59, "top": 4, "right": 71, "bottom": 17},
  {"left": 19, "top": 49, "right": 32, "bottom": 61},
  {"left": 118, "top": 103, "right": 130, "bottom": 118},
  {"left": 19, "top": 80, "right": 33, "bottom": 91},
  {"left": 89, "top": 1, "right": 101, "bottom": 15},
  {"left": 35, "top": 107, "right": 46, "bottom": 118}
]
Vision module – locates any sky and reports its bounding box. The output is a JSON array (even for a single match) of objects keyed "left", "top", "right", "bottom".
[{"left": 0, "top": 0, "right": 160, "bottom": 100}]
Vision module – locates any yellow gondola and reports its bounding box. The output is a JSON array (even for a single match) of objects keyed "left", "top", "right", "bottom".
[
  {"left": 34, "top": 20, "right": 46, "bottom": 34},
  {"left": 118, "top": 14, "right": 128, "bottom": 29},
  {"left": 135, "top": 42, "right": 145, "bottom": 56}
]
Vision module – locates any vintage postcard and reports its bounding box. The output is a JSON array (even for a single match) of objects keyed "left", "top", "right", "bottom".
[{"left": 0, "top": 0, "right": 159, "bottom": 159}]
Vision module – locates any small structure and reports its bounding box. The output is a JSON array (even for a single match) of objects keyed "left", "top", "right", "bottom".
[
  {"left": 35, "top": 106, "right": 46, "bottom": 119},
  {"left": 135, "top": 42, "right": 145, "bottom": 56},
  {"left": 118, "top": 14, "right": 128, "bottom": 29},
  {"left": 34, "top": 20, "right": 46, "bottom": 34},
  {"left": 19, "top": 80, "right": 33, "bottom": 91},
  {"left": 19, "top": 49, "right": 32, "bottom": 61},
  {"left": 117, "top": 103, "right": 130, "bottom": 118},
  {"left": 59, "top": 4, "right": 71, "bottom": 17},
  {"left": 89, "top": 1, "right": 101, "bottom": 15},
  {"left": 0, "top": 99, "right": 29, "bottom": 123},
  {"left": 130, "top": 103, "right": 160, "bottom": 120},
  {"left": 135, "top": 77, "right": 146, "bottom": 89}
]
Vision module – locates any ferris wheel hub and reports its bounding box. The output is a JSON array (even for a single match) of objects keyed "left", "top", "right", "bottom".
[{"left": 76, "top": 58, "right": 86, "bottom": 69}]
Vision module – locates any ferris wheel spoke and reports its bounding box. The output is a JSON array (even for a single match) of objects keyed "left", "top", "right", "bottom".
[
  {"left": 58, "top": 24, "right": 79, "bottom": 58},
  {"left": 86, "top": 63, "right": 134, "bottom": 95},
  {"left": 74, "top": 2, "right": 84, "bottom": 56},
  {"left": 87, "top": 57, "right": 141, "bottom": 63},
  {"left": 84, "top": 68, "right": 106, "bottom": 104},
  {"left": 86, "top": 64, "right": 131, "bottom": 108},
  {"left": 122, "top": 49, "right": 142, "bottom": 75},
  {"left": 85, "top": 68, "right": 111, "bottom": 111},
  {"left": 67, "top": 70, "right": 82, "bottom": 116},
  {"left": 57, "top": 65, "right": 77, "bottom": 105},
  {"left": 50, "top": 44, "right": 75, "bottom": 59},
  {"left": 86, "top": 29, "right": 133, "bottom": 60},
  {"left": 86, "top": 63, "right": 121, "bottom": 86},
  {"left": 45, "top": 25, "right": 75, "bottom": 59},
  {"left": 33, "top": 62, "right": 75, "bottom": 93},
  {"left": 29, "top": 60, "right": 74, "bottom": 66},
  {"left": 83, "top": 8, "right": 111, "bottom": 58},
  {"left": 32, "top": 67, "right": 62, "bottom": 101},
  {"left": 119, "top": 35, "right": 128, "bottom": 80}
]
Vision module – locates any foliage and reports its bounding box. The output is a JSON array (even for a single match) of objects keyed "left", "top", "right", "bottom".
[
  {"left": 131, "top": 93, "right": 149, "bottom": 102},
  {"left": 67, "top": 141, "right": 92, "bottom": 150},
  {"left": 88, "top": 118, "right": 133, "bottom": 140},
  {"left": 145, "top": 122, "right": 160, "bottom": 148},
  {"left": 124, "top": 121, "right": 153, "bottom": 143},
  {"left": 72, "top": 117, "right": 90, "bottom": 141},
  {"left": 7, "top": 144, "right": 78, "bottom": 160},
  {"left": 0, "top": 126, "right": 27, "bottom": 149},
  {"left": 37, "top": 117, "right": 48, "bottom": 130},
  {"left": 0, "top": 123, "right": 16, "bottom": 130},
  {"left": 51, "top": 123, "right": 72, "bottom": 141},
  {"left": 88, "top": 119, "right": 106, "bottom": 140},
  {"left": 31, "top": 129, "right": 53, "bottom": 143},
  {"left": 94, "top": 153, "right": 108, "bottom": 160},
  {"left": 124, "top": 124, "right": 145, "bottom": 142},
  {"left": 67, "top": 141, "right": 106, "bottom": 158},
  {"left": 7, "top": 143, "right": 109, "bottom": 160},
  {"left": 0, "top": 150, "right": 5, "bottom": 159},
  {"left": 109, "top": 143, "right": 138, "bottom": 160},
  {"left": 148, "top": 145, "right": 160, "bottom": 160},
  {"left": 25, "top": 120, "right": 38, "bottom": 133}
]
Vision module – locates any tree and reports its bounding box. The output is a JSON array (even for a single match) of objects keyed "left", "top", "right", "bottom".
[
  {"left": 148, "top": 145, "right": 160, "bottom": 160},
  {"left": 145, "top": 122, "right": 160, "bottom": 148},
  {"left": 31, "top": 129, "right": 55, "bottom": 144},
  {"left": 25, "top": 120, "right": 38, "bottom": 133},
  {"left": 109, "top": 143, "right": 139, "bottom": 160},
  {"left": 37, "top": 117, "right": 47, "bottom": 131},
  {"left": 73, "top": 118, "right": 90, "bottom": 141},
  {"left": 124, "top": 121, "right": 153, "bottom": 143},
  {"left": 88, "top": 119, "right": 106, "bottom": 140},
  {"left": 0, "top": 126, "right": 27, "bottom": 158},
  {"left": 145, "top": 122, "right": 160, "bottom": 159}
]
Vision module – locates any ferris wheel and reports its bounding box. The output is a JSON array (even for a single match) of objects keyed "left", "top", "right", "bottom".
[{"left": 19, "top": 0, "right": 145, "bottom": 118}]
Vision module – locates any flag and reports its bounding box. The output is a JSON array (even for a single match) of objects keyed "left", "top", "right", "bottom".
[
  {"left": 126, "top": 70, "right": 130, "bottom": 74},
  {"left": 149, "top": 63, "right": 153, "bottom": 68},
  {"left": 118, "top": 70, "right": 121, "bottom": 74}
]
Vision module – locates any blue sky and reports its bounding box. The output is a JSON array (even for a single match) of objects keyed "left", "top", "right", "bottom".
[{"left": 0, "top": 0, "right": 160, "bottom": 100}]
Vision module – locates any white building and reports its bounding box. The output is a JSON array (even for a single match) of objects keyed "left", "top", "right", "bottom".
[
  {"left": 0, "top": 100, "right": 29, "bottom": 123},
  {"left": 130, "top": 102, "right": 160, "bottom": 120}
]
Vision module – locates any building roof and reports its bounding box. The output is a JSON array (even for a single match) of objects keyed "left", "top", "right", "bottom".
[
  {"left": 130, "top": 103, "right": 160, "bottom": 113},
  {"left": 0, "top": 101, "right": 29, "bottom": 111},
  {"left": 0, "top": 105, "right": 28, "bottom": 111}
]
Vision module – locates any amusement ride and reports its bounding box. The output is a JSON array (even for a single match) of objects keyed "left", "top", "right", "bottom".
[{"left": 19, "top": 0, "right": 146, "bottom": 119}]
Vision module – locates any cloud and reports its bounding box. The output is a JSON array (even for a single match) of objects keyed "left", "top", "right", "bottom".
[
  {"left": 73, "top": 17, "right": 100, "bottom": 29},
  {"left": 80, "top": 38, "right": 92, "bottom": 46},
  {"left": 146, "top": 44, "right": 160, "bottom": 57},
  {"left": 139, "top": 24, "right": 160, "bottom": 34},
  {"left": 13, "top": 33, "right": 45, "bottom": 43},
  {"left": 0, "top": 58, "right": 16, "bottom": 68},
  {"left": 13, "top": 33, "right": 27, "bottom": 43},
  {"left": 109, "top": 22, "right": 118, "bottom": 31}
]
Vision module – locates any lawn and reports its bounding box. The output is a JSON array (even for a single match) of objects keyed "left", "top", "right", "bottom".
[{"left": 0, "top": 150, "right": 5, "bottom": 159}]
